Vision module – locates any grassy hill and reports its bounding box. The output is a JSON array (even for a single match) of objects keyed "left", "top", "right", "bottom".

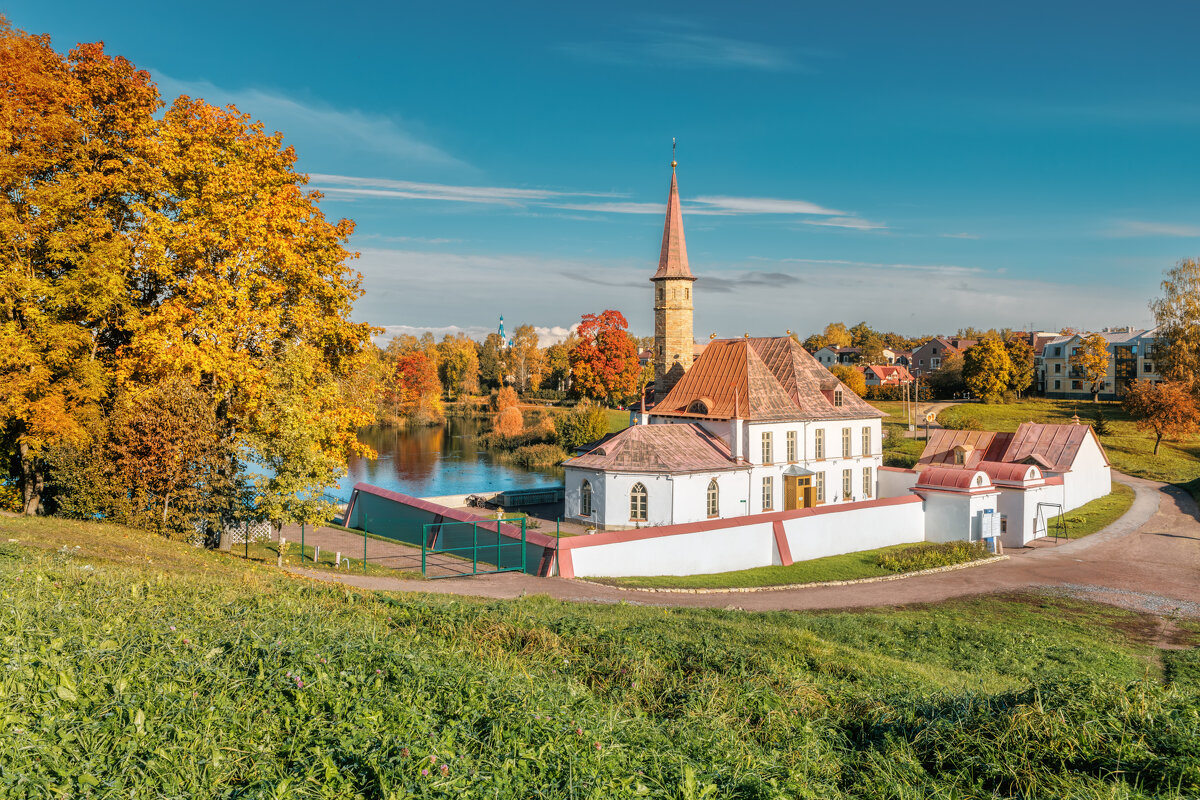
[{"left": 1, "top": 515, "right": 1198, "bottom": 798}]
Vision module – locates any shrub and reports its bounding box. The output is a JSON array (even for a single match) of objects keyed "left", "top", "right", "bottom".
[
  {"left": 494, "top": 386, "right": 519, "bottom": 413},
  {"left": 508, "top": 444, "right": 569, "bottom": 468},
  {"left": 937, "top": 409, "right": 983, "bottom": 430},
  {"left": 494, "top": 406, "right": 525, "bottom": 437},
  {"left": 554, "top": 403, "right": 609, "bottom": 450},
  {"left": 865, "top": 385, "right": 906, "bottom": 401},
  {"left": 877, "top": 540, "right": 989, "bottom": 572}
]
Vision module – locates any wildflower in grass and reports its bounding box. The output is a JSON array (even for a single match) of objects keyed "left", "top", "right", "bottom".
[
  {"left": 320, "top": 657, "right": 327, "bottom": 664},
  {"left": 169, "top": 626, "right": 176, "bottom": 631},
  {"left": 375, "top": 668, "right": 382, "bottom": 674},
  {"left": 421, "top": 769, "right": 429, "bottom": 777},
  {"left": 594, "top": 742, "right": 601, "bottom": 750},
  {"left": 401, "top": 748, "right": 410, "bottom": 758},
  {"left": 295, "top": 677, "right": 304, "bottom": 689},
  {"left": 439, "top": 764, "right": 449, "bottom": 776},
  {"left": 575, "top": 727, "right": 583, "bottom": 736},
  {"left": 429, "top": 755, "right": 437, "bottom": 764},
  {"left": 182, "top": 638, "right": 189, "bottom": 644}
]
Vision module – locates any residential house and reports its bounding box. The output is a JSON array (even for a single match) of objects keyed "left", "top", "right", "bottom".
[
  {"left": 910, "top": 337, "right": 976, "bottom": 377},
  {"left": 857, "top": 364, "right": 915, "bottom": 387}
]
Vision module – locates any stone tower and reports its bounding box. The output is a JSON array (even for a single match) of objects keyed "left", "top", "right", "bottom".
[{"left": 651, "top": 158, "right": 696, "bottom": 397}]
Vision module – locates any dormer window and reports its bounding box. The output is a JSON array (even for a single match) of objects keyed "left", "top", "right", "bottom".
[
  {"left": 686, "top": 397, "right": 712, "bottom": 415},
  {"left": 834, "top": 388, "right": 843, "bottom": 407}
]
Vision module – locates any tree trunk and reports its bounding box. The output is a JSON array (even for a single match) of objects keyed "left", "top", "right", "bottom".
[
  {"left": 18, "top": 438, "right": 43, "bottom": 516},
  {"left": 1154, "top": 432, "right": 1163, "bottom": 456}
]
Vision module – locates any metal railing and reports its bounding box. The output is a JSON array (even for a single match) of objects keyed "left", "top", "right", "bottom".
[{"left": 420, "top": 517, "right": 528, "bottom": 579}]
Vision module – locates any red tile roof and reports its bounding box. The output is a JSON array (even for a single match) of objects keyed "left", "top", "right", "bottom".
[
  {"left": 651, "top": 337, "right": 884, "bottom": 422},
  {"left": 917, "top": 422, "right": 1107, "bottom": 473},
  {"left": 651, "top": 167, "right": 695, "bottom": 282},
  {"left": 563, "top": 423, "right": 741, "bottom": 474}
]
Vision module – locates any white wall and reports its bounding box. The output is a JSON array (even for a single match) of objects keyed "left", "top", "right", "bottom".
[
  {"left": 783, "top": 499, "right": 924, "bottom": 562},
  {"left": 921, "top": 490, "right": 999, "bottom": 543},
  {"left": 568, "top": 521, "right": 779, "bottom": 577},
  {"left": 994, "top": 482, "right": 1067, "bottom": 548},
  {"left": 1060, "top": 434, "right": 1111, "bottom": 511},
  {"left": 879, "top": 468, "right": 919, "bottom": 498}
]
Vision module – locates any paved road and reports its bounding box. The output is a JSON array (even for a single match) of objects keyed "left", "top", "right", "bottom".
[
  {"left": 901, "top": 401, "right": 959, "bottom": 438},
  {"left": 289, "top": 474, "right": 1200, "bottom": 618}
]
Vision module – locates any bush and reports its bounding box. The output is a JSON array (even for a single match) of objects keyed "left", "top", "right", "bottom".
[
  {"left": 494, "top": 386, "right": 519, "bottom": 413},
  {"left": 877, "top": 540, "right": 989, "bottom": 572},
  {"left": 553, "top": 403, "right": 609, "bottom": 450},
  {"left": 508, "top": 444, "right": 569, "bottom": 468},
  {"left": 937, "top": 409, "right": 983, "bottom": 430},
  {"left": 494, "top": 406, "right": 524, "bottom": 437},
  {"left": 865, "top": 385, "right": 906, "bottom": 401}
]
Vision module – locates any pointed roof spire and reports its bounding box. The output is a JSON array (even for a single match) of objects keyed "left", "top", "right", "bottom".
[{"left": 652, "top": 140, "right": 695, "bottom": 282}]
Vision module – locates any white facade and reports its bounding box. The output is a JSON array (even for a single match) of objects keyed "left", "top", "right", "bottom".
[
  {"left": 565, "top": 416, "right": 884, "bottom": 530},
  {"left": 1058, "top": 434, "right": 1112, "bottom": 511}
]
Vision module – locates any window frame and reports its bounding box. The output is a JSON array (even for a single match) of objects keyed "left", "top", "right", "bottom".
[
  {"left": 706, "top": 479, "right": 719, "bottom": 519},
  {"left": 630, "top": 482, "right": 647, "bottom": 522},
  {"left": 580, "top": 480, "right": 592, "bottom": 517},
  {"left": 761, "top": 431, "right": 773, "bottom": 465},
  {"left": 814, "top": 429, "right": 825, "bottom": 459},
  {"left": 786, "top": 430, "right": 797, "bottom": 463},
  {"left": 842, "top": 468, "right": 853, "bottom": 501},
  {"left": 761, "top": 476, "right": 773, "bottom": 511},
  {"left": 841, "top": 427, "right": 852, "bottom": 458},
  {"left": 815, "top": 472, "right": 825, "bottom": 502},
  {"left": 861, "top": 427, "right": 871, "bottom": 456},
  {"left": 862, "top": 467, "right": 872, "bottom": 499}
]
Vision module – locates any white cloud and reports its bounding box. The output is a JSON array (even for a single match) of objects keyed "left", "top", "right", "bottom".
[
  {"left": 803, "top": 216, "right": 889, "bottom": 231},
  {"left": 153, "top": 74, "right": 465, "bottom": 169},
  {"left": 310, "top": 173, "right": 616, "bottom": 206},
  {"left": 690, "top": 195, "right": 846, "bottom": 216},
  {"left": 559, "top": 29, "right": 809, "bottom": 72},
  {"left": 1110, "top": 220, "right": 1200, "bottom": 238}
]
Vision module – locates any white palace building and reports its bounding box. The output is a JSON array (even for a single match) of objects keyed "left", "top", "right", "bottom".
[{"left": 550, "top": 161, "right": 1114, "bottom": 580}]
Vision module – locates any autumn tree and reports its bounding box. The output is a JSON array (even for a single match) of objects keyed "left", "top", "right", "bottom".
[
  {"left": 801, "top": 333, "right": 826, "bottom": 352},
  {"left": 1070, "top": 333, "right": 1111, "bottom": 402},
  {"left": 1123, "top": 380, "right": 1200, "bottom": 455},
  {"left": 1, "top": 22, "right": 378, "bottom": 523},
  {"left": 553, "top": 403, "right": 609, "bottom": 450},
  {"left": 927, "top": 352, "right": 966, "bottom": 398},
  {"left": 830, "top": 365, "right": 866, "bottom": 396},
  {"left": 1151, "top": 258, "right": 1200, "bottom": 387},
  {"left": 510, "top": 324, "right": 544, "bottom": 392},
  {"left": 436, "top": 333, "right": 479, "bottom": 398},
  {"left": 478, "top": 332, "right": 508, "bottom": 389},
  {"left": 963, "top": 340, "right": 1013, "bottom": 402},
  {"left": 1005, "top": 337, "right": 1035, "bottom": 398},
  {"left": 823, "top": 322, "right": 852, "bottom": 348},
  {"left": 543, "top": 336, "right": 575, "bottom": 393},
  {"left": 569, "top": 310, "right": 641, "bottom": 406},
  {"left": 381, "top": 338, "right": 443, "bottom": 427}
]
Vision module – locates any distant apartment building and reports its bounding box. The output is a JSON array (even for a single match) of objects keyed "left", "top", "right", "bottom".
[
  {"left": 909, "top": 338, "right": 976, "bottom": 377},
  {"left": 1040, "top": 327, "right": 1160, "bottom": 401}
]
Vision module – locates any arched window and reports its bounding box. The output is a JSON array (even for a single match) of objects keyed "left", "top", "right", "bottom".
[
  {"left": 706, "top": 479, "right": 719, "bottom": 518},
  {"left": 975, "top": 475, "right": 984, "bottom": 486},
  {"left": 630, "top": 482, "right": 647, "bottom": 522},
  {"left": 580, "top": 480, "right": 592, "bottom": 516}
]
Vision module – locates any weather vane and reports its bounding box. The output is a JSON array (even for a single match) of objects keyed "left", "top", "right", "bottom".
[{"left": 671, "top": 138, "right": 677, "bottom": 169}]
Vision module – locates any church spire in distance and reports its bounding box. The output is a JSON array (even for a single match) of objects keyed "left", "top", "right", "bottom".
[{"left": 652, "top": 138, "right": 695, "bottom": 282}]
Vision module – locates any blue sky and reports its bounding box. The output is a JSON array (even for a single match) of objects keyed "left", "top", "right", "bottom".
[{"left": 10, "top": 1, "right": 1200, "bottom": 341}]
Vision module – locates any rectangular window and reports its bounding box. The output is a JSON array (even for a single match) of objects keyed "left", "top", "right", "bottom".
[
  {"left": 862, "top": 467, "right": 872, "bottom": 499},
  {"left": 761, "top": 476, "right": 773, "bottom": 511},
  {"left": 841, "top": 427, "right": 852, "bottom": 458},
  {"left": 1144, "top": 361, "right": 1155, "bottom": 374},
  {"left": 786, "top": 430, "right": 797, "bottom": 463},
  {"left": 1054, "top": 363, "right": 1062, "bottom": 373},
  {"left": 814, "top": 429, "right": 825, "bottom": 459},
  {"left": 1072, "top": 380, "right": 1082, "bottom": 390},
  {"left": 1054, "top": 380, "right": 1061, "bottom": 389},
  {"left": 861, "top": 427, "right": 871, "bottom": 456},
  {"left": 931, "top": 357, "right": 941, "bottom": 369},
  {"left": 761, "top": 432, "right": 773, "bottom": 464},
  {"left": 842, "top": 468, "right": 853, "bottom": 500},
  {"left": 815, "top": 472, "right": 825, "bottom": 502}
]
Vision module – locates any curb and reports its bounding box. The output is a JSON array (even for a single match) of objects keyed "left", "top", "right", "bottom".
[{"left": 579, "top": 554, "right": 1009, "bottom": 595}]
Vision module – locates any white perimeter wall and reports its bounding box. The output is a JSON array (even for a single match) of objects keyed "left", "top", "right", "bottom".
[
  {"left": 922, "top": 491, "right": 999, "bottom": 543},
  {"left": 879, "top": 469, "right": 919, "bottom": 498},
  {"left": 783, "top": 500, "right": 924, "bottom": 562},
  {"left": 568, "top": 521, "right": 779, "bottom": 578},
  {"left": 566, "top": 498, "right": 924, "bottom": 579},
  {"left": 995, "top": 483, "right": 1067, "bottom": 548}
]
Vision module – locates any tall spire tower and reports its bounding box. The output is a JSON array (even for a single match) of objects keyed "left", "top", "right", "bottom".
[{"left": 651, "top": 142, "right": 697, "bottom": 398}]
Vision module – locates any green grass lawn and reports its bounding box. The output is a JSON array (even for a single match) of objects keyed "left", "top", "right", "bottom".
[
  {"left": 1, "top": 516, "right": 1198, "bottom": 798},
  {"left": 605, "top": 407, "right": 631, "bottom": 433},
  {"left": 938, "top": 399, "right": 1200, "bottom": 498},
  {"left": 1045, "top": 481, "right": 1137, "bottom": 539},
  {"left": 592, "top": 541, "right": 991, "bottom": 590}
]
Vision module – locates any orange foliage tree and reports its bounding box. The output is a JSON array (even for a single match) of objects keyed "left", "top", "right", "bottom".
[
  {"left": 568, "top": 311, "right": 640, "bottom": 406},
  {"left": 1, "top": 20, "right": 377, "bottom": 522},
  {"left": 1122, "top": 380, "right": 1200, "bottom": 455}
]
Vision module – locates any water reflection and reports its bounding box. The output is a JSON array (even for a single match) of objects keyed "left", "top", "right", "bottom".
[{"left": 339, "top": 416, "right": 563, "bottom": 500}]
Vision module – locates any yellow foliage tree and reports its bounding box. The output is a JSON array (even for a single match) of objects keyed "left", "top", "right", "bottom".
[{"left": 1070, "top": 333, "right": 1111, "bottom": 403}]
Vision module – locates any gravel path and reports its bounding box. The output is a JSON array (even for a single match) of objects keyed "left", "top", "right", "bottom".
[{"left": 288, "top": 473, "right": 1200, "bottom": 617}]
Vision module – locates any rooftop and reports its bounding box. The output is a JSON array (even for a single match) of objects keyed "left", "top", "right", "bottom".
[{"left": 564, "top": 423, "right": 741, "bottom": 474}]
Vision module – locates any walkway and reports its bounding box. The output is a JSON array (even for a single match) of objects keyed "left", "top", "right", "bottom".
[
  {"left": 287, "top": 474, "right": 1200, "bottom": 618},
  {"left": 901, "top": 401, "right": 959, "bottom": 438}
]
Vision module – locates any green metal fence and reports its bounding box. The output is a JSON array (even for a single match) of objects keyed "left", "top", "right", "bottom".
[{"left": 421, "top": 517, "right": 527, "bottom": 579}]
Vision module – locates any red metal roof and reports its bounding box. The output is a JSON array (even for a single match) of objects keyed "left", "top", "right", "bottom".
[
  {"left": 917, "top": 421, "right": 1108, "bottom": 474},
  {"left": 564, "top": 423, "right": 740, "bottom": 474},
  {"left": 650, "top": 337, "right": 884, "bottom": 422},
  {"left": 976, "top": 460, "right": 1044, "bottom": 484},
  {"left": 651, "top": 167, "right": 695, "bottom": 282},
  {"left": 915, "top": 467, "right": 993, "bottom": 491},
  {"left": 916, "top": 429, "right": 1010, "bottom": 469}
]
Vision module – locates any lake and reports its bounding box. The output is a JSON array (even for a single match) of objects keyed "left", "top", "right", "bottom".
[{"left": 335, "top": 416, "right": 564, "bottom": 501}]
